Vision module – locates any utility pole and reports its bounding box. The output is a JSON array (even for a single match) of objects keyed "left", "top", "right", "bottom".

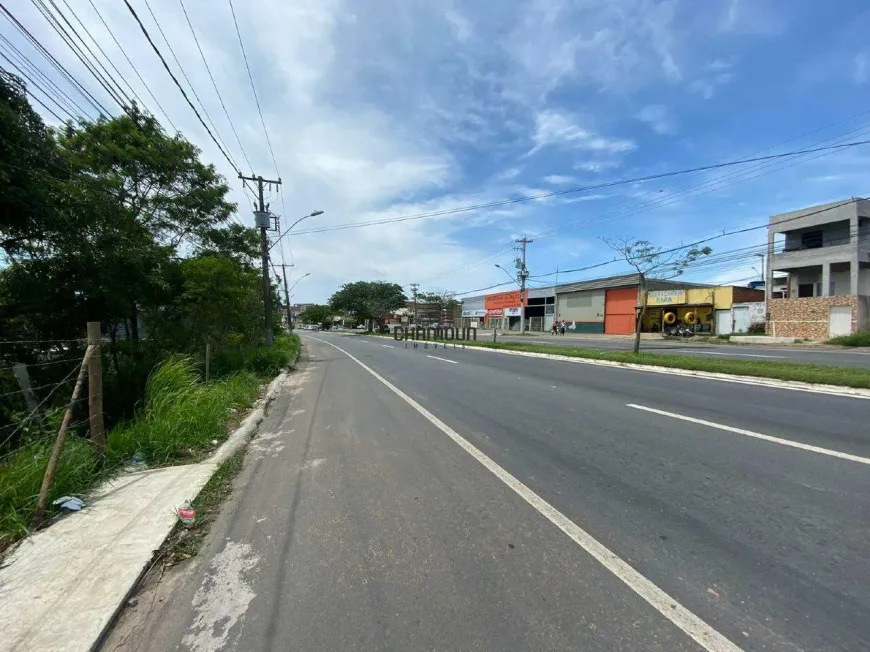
[
  {"left": 516, "top": 237, "right": 533, "bottom": 333},
  {"left": 410, "top": 283, "right": 419, "bottom": 329},
  {"left": 240, "top": 173, "right": 281, "bottom": 347},
  {"left": 274, "top": 263, "right": 293, "bottom": 328}
]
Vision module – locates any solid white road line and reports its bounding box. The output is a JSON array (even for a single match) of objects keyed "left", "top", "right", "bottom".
[
  {"left": 427, "top": 355, "right": 458, "bottom": 364},
  {"left": 673, "top": 351, "right": 785, "bottom": 359},
  {"left": 627, "top": 404, "right": 870, "bottom": 466},
  {"left": 310, "top": 337, "right": 742, "bottom": 652},
  {"left": 382, "top": 344, "right": 394, "bottom": 348}
]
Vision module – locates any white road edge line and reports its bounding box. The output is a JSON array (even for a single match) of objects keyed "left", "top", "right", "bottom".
[
  {"left": 310, "top": 337, "right": 742, "bottom": 652},
  {"left": 427, "top": 355, "right": 458, "bottom": 364},
  {"left": 626, "top": 404, "right": 870, "bottom": 466},
  {"left": 382, "top": 344, "right": 394, "bottom": 348}
]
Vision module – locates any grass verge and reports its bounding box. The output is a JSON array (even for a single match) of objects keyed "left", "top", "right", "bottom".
[
  {"left": 828, "top": 331, "right": 870, "bottom": 347},
  {"left": 370, "top": 331, "right": 870, "bottom": 389},
  {"left": 0, "top": 333, "right": 300, "bottom": 553}
]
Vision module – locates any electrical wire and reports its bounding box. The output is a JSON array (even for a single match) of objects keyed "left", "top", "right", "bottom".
[
  {"left": 84, "top": 0, "right": 178, "bottom": 132},
  {"left": 286, "top": 139, "right": 870, "bottom": 238},
  {"left": 122, "top": 0, "right": 239, "bottom": 174},
  {"left": 30, "top": 0, "right": 130, "bottom": 110},
  {"left": 0, "top": 56, "right": 72, "bottom": 121},
  {"left": 178, "top": 0, "right": 253, "bottom": 173},
  {"left": 140, "top": 0, "right": 236, "bottom": 167},
  {"left": 0, "top": 33, "right": 85, "bottom": 116},
  {"left": 0, "top": 2, "right": 109, "bottom": 115},
  {"left": 227, "top": 0, "right": 280, "bottom": 176}
]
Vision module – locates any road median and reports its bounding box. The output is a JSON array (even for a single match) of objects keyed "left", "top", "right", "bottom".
[{"left": 354, "top": 331, "right": 870, "bottom": 392}]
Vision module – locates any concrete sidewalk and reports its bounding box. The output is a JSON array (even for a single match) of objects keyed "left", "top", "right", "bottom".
[{"left": 0, "top": 372, "right": 287, "bottom": 652}]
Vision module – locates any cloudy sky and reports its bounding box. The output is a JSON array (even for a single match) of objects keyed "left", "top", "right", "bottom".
[{"left": 6, "top": 0, "right": 870, "bottom": 302}]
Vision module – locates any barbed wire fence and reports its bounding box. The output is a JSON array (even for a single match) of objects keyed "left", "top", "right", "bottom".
[{"left": 0, "top": 323, "right": 106, "bottom": 538}]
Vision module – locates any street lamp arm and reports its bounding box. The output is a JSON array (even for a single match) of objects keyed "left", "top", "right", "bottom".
[
  {"left": 494, "top": 264, "right": 519, "bottom": 286},
  {"left": 288, "top": 272, "right": 311, "bottom": 293},
  {"left": 269, "top": 210, "right": 324, "bottom": 251}
]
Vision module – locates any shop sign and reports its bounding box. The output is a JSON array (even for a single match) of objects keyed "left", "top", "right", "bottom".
[
  {"left": 462, "top": 309, "right": 487, "bottom": 317},
  {"left": 647, "top": 289, "right": 687, "bottom": 306},
  {"left": 486, "top": 308, "right": 504, "bottom": 317},
  {"left": 485, "top": 290, "right": 524, "bottom": 310},
  {"left": 504, "top": 307, "right": 522, "bottom": 317}
]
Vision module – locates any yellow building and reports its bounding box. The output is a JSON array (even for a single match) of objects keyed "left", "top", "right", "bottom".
[{"left": 641, "top": 286, "right": 762, "bottom": 333}]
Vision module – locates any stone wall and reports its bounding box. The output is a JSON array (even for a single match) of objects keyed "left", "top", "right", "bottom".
[{"left": 767, "top": 295, "right": 859, "bottom": 339}]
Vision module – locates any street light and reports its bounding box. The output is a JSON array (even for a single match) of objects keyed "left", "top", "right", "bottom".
[
  {"left": 269, "top": 210, "right": 324, "bottom": 251},
  {"left": 495, "top": 264, "right": 519, "bottom": 285}
]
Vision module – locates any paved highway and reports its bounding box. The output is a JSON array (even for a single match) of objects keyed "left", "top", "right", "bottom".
[
  {"left": 493, "top": 332, "right": 870, "bottom": 368},
  {"left": 107, "top": 332, "right": 870, "bottom": 652}
]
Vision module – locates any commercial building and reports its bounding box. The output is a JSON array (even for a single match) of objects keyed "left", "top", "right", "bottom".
[
  {"left": 461, "top": 273, "right": 763, "bottom": 335},
  {"left": 766, "top": 198, "right": 870, "bottom": 338}
]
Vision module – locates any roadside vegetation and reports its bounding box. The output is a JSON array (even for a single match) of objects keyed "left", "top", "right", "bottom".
[
  {"left": 0, "top": 71, "right": 301, "bottom": 551},
  {"left": 372, "top": 331, "right": 870, "bottom": 389},
  {"left": 828, "top": 331, "right": 870, "bottom": 347}
]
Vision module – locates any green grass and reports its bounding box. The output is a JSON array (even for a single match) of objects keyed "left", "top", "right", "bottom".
[
  {"left": 373, "top": 331, "right": 870, "bottom": 389},
  {"left": 828, "top": 331, "right": 870, "bottom": 347},
  {"left": 0, "top": 333, "right": 300, "bottom": 553}
]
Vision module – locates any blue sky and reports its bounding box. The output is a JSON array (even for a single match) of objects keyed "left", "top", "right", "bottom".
[{"left": 7, "top": 0, "right": 870, "bottom": 301}]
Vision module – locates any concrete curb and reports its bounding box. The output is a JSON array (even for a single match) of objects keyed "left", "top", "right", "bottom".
[
  {"left": 467, "top": 345, "right": 870, "bottom": 399},
  {"left": 211, "top": 370, "right": 287, "bottom": 465}
]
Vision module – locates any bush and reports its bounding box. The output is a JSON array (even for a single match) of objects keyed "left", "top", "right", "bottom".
[
  {"left": 107, "top": 358, "right": 259, "bottom": 466},
  {"left": 208, "top": 333, "right": 300, "bottom": 378},
  {"left": 747, "top": 322, "right": 766, "bottom": 335},
  {"left": 1, "top": 357, "right": 263, "bottom": 551},
  {"left": 828, "top": 331, "right": 870, "bottom": 347}
]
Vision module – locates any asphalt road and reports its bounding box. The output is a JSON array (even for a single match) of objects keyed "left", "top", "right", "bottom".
[
  {"left": 106, "top": 333, "right": 870, "bottom": 652},
  {"left": 493, "top": 333, "right": 870, "bottom": 368}
]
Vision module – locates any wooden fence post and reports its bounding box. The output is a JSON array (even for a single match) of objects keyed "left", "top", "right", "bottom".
[
  {"left": 34, "top": 345, "right": 93, "bottom": 526},
  {"left": 87, "top": 322, "right": 106, "bottom": 456},
  {"left": 12, "top": 363, "right": 42, "bottom": 421}
]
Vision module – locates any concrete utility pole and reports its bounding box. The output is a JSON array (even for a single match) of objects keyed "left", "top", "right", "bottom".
[
  {"left": 410, "top": 283, "right": 419, "bottom": 328},
  {"left": 274, "top": 263, "right": 293, "bottom": 328},
  {"left": 240, "top": 173, "right": 281, "bottom": 347},
  {"left": 516, "top": 236, "right": 533, "bottom": 333}
]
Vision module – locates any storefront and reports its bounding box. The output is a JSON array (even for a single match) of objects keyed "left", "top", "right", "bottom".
[
  {"left": 484, "top": 290, "right": 524, "bottom": 331},
  {"left": 643, "top": 288, "right": 727, "bottom": 333}
]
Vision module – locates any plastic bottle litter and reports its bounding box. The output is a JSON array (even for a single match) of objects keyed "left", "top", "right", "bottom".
[
  {"left": 177, "top": 500, "right": 195, "bottom": 526},
  {"left": 128, "top": 452, "right": 147, "bottom": 472},
  {"left": 53, "top": 496, "right": 85, "bottom": 512}
]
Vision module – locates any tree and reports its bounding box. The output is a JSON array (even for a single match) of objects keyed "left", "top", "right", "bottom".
[
  {"left": 329, "top": 281, "right": 406, "bottom": 330},
  {"left": 299, "top": 304, "right": 333, "bottom": 328},
  {"left": 603, "top": 237, "right": 711, "bottom": 354}
]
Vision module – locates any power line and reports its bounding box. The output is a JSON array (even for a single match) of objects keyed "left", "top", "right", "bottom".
[
  {"left": 122, "top": 0, "right": 239, "bottom": 174},
  {"left": 178, "top": 0, "right": 253, "bottom": 173},
  {"left": 30, "top": 0, "right": 130, "bottom": 110},
  {"left": 0, "top": 33, "right": 85, "bottom": 117},
  {"left": 227, "top": 0, "right": 279, "bottom": 176},
  {"left": 55, "top": 0, "right": 146, "bottom": 110},
  {"left": 84, "top": 0, "right": 178, "bottom": 132},
  {"left": 0, "top": 2, "right": 110, "bottom": 115},
  {"left": 139, "top": 0, "right": 236, "bottom": 166},
  {"left": 0, "top": 52, "right": 75, "bottom": 121},
  {"left": 287, "top": 139, "right": 870, "bottom": 237}
]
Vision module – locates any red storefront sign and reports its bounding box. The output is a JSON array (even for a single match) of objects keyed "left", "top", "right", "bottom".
[
  {"left": 484, "top": 290, "right": 525, "bottom": 310},
  {"left": 486, "top": 308, "right": 504, "bottom": 317}
]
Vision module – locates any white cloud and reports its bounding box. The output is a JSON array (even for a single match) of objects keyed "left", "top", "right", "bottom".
[
  {"left": 635, "top": 104, "right": 677, "bottom": 135},
  {"left": 854, "top": 52, "right": 869, "bottom": 84},
  {"left": 719, "top": 0, "right": 787, "bottom": 37},
  {"left": 688, "top": 60, "right": 734, "bottom": 99},
  {"left": 574, "top": 160, "right": 621, "bottom": 173},
  {"left": 530, "top": 110, "right": 635, "bottom": 155},
  {"left": 543, "top": 174, "right": 575, "bottom": 185}
]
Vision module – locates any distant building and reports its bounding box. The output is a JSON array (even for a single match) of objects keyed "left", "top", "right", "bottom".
[{"left": 766, "top": 198, "right": 870, "bottom": 338}]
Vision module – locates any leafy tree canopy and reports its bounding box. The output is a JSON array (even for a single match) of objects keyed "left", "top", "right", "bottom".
[
  {"left": 299, "top": 304, "right": 333, "bottom": 327},
  {"left": 329, "top": 281, "right": 406, "bottom": 326}
]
